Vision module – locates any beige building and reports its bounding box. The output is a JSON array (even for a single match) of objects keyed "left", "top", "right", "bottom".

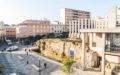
[
  {"left": 16, "top": 25, "right": 29, "bottom": 38},
  {"left": 16, "top": 20, "right": 50, "bottom": 38}
]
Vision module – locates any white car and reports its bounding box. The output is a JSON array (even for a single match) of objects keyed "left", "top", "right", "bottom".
[
  {"left": 6, "top": 46, "right": 19, "bottom": 51},
  {"left": 9, "top": 73, "right": 17, "bottom": 75}
]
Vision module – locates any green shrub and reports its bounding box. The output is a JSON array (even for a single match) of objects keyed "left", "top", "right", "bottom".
[{"left": 62, "top": 56, "right": 74, "bottom": 74}]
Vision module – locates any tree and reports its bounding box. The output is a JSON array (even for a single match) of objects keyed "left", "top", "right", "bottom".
[
  {"left": 60, "top": 32, "right": 69, "bottom": 38},
  {"left": 62, "top": 56, "right": 74, "bottom": 75},
  {"left": 47, "top": 33, "right": 55, "bottom": 38}
]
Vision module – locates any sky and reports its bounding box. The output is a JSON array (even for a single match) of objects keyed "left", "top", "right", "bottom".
[{"left": 0, "top": 0, "right": 119, "bottom": 24}]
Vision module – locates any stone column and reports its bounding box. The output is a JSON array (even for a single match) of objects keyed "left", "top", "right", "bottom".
[
  {"left": 89, "top": 33, "right": 93, "bottom": 48},
  {"left": 101, "top": 33, "right": 106, "bottom": 75},
  {"left": 81, "top": 32, "right": 85, "bottom": 70}
]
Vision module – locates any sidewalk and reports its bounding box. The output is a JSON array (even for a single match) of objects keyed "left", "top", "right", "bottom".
[
  {"left": 30, "top": 51, "right": 62, "bottom": 66},
  {"left": 31, "top": 52, "right": 102, "bottom": 75},
  {"left": 50, "top": 69, "right": 67, "bottom": 75},
  {"left": 50, "top": 68, "right": 102, "bottom": 75}
]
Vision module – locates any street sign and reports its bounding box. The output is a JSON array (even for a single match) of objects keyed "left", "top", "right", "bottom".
[{"left": 69, "top": 48, "right": 74, "bottom": 57}]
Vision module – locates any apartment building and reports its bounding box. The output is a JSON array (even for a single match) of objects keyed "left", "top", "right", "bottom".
[
  {"left": 60, "top": 8, "right": 91, "bottom": 35},
  {"left": 16, "top": 20, "right": 50, "bottom": 38},
  {"left": 60, "top": 8, "right": 90, "bottom": 25}
]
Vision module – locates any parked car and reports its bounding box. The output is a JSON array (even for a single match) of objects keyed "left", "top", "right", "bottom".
[{"left": 6, "top": 46, "right": 19, "bottom": 52}]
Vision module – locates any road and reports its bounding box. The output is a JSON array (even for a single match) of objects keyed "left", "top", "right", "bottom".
[
  {"left": 0, "top": 43, "right": 60, "bottom": 75},
  {"left": 5, "top": 53, "right": 60, "bottom": 75},
  {"left": 0, "top": 53, "right": 15, "bottom": 75},
  {"left": 0, "top": 44, "right": 60, "bottom": 75}
]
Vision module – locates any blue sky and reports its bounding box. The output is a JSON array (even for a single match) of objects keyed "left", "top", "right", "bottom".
[{"left": 0, "top": 0, "right": 119, "bottom": 24}]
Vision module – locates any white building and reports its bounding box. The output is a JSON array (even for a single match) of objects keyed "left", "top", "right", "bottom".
[
  {"left": 49, "top": 21, "right": 68, "bottom": 34},
  {"left": 76, "top": 6, "right": 120, "bottom": 75},
  {"left": 106, "top": 6, "right": 120, "bottom": 28},
  {"left": 69, "top": 17, "right": 107, "bottom": 38}
]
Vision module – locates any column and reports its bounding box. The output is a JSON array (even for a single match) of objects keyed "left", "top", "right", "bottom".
[
  {"left": 81, "top": 32, "right": 85, "bottom": 70},
  {"left": 101, "top": 33, "right": 106, "bottom": 75},
  {"left": 89, "top": 33, "right": 93, "bottom": 48}
]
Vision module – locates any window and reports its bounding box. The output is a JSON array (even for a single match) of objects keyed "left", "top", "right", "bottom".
[
  {"left": 79, "top": 25, "right": 81, "bottom": 29},
  {"left": 116, "top": 15, "right": 120, "bottom": 25},
  {"left": 83, "top": 25, "right": 85, "bottom": 29},
  {"left": 90, "top": 25, "right": 91, "bottom": 29},
  {"left": 87, "top": 25, "right": 88, "bottom": 28}
]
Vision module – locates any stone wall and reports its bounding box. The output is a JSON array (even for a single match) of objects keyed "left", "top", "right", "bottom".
[{"left": 35, "top": 38, "right": 82, "bottom": 61}]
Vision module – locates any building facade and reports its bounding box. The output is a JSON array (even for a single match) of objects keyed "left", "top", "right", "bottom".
[
  {"left": 69, "top": 17, "right": 107, "bottom": 38},
  {"left": 49, "top": 21, "right": 68, "bottom": 34},
  {"left": 16, "top": 20, "right": 50, "bottom": 38},
  {"left": 0, "top": 21, "right": 5, "bottom": 39},
  {"left": 60, "top": 8, "right": 91, "bottom": 36},
  {"left": 60, "top": 8, "right": 90, "bottom": 25},
  {"left": 106, "top": 6, "right": 120, "bottom": 28},
  {"left": 4, "top": 26, "right": 16, "bottom": 37}
]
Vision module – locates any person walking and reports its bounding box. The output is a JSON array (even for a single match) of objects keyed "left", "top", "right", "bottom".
[{"left": 44, "top": 63, "right": 47, "bottom": 69}]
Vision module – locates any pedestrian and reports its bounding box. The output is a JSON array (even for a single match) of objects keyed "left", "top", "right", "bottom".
[
  {"left": 27, "top": 61, "right": 29, "bottom": 64},
  {"left": 44, "top": 63, "right": 47, "bottom": 69}
]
